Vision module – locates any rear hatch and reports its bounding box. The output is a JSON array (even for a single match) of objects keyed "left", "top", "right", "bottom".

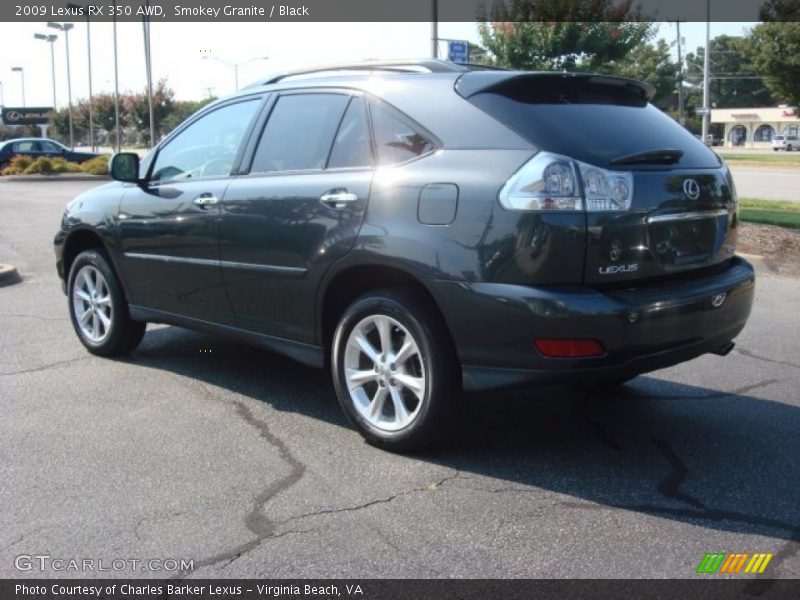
[{"left": 459, "top": 72, "right": 738, "bottom": 285}]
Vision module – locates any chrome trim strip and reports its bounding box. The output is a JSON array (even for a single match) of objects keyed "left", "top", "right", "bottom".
[
  {"left": 647, "top": 209, "right": 729, "bottom": 224},
  {"left": 123, "top": 252, "right": 306, "bottom": 276}
]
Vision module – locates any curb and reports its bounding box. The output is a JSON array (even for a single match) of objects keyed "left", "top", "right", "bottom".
[
  {"left": 737, "top": 253, "right": 773, "bottom": 275},
  {"left": 0, "top": 174, "right": 110, "bottom": 183},
  {"left": 0, "top": 263, "right": 21, "bottom": 287}
]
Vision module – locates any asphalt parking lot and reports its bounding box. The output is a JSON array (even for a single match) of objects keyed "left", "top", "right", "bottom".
[{"left": 1, "top": 179, "right": 799, "bottom": 581}]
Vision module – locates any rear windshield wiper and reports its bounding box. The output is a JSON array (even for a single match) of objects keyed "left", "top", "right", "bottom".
[{"left": 611, "top": 149, "right": 683, "bottom": 166}]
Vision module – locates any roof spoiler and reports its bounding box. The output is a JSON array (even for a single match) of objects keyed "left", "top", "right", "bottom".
[{"left": 455, "top": 71, "right": 656, "bottom": 102}]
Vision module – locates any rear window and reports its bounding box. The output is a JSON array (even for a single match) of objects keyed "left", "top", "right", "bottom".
[{"left": 468, "top": 77, "right": 721, "bottom": 169}]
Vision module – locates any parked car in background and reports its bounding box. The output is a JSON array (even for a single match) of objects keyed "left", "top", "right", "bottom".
[
  {"left": 772, "top": 134, "right": 798, "bottom": 151},
  {"left": 0, "top": 138, "right": 99, "bottom": 170},
  {"left": 54, "top": 60, "right": 755, "bottom": 451}
]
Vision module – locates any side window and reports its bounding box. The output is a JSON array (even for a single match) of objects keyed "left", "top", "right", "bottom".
[
  {"left": 251, "top": 93, "right": 349, "bottom": 173},
  {"left": 150, "top": 98, "right": 260, "bottom": 182},
  {"left": 13, "top": 141, "right": 37, "bottom": 153},
  {"left": 40, "top": 141, "right": 62, "bottom": 153},
  {"left": 327, "top": 96, "right": 372, "bottom": 169},
  {"left": 369, "top": 101, "right": 434, "bottom": 166}
]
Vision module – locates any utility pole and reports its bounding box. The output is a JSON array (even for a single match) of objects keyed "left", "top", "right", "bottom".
[
  {"left": 701, "top": 0, "right": 711, "bottom": 143},
  {"left": 674, "top": 20, "right": 685, "bottom": 127},
  {"left": 431, "top": 0, "right": 438, "bottom": 58}
]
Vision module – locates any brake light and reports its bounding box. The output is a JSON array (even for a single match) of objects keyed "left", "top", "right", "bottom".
[
  {"left": 535, "top": 339, "right": 606, "bottom": 358},
  {"left": 499, "top": 152, "right": 633, "bottom": 212}
]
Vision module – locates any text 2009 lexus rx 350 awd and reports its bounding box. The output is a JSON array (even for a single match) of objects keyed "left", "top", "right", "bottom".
[{"left": 54, "top": 61, "right": 755, "bottom": 451}]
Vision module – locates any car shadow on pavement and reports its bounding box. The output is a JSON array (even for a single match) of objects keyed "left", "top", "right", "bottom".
[{"left": 132, "top": 325, "right": 800, "bottom": 546}]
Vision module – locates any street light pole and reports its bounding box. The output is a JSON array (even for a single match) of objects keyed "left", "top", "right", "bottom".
[
  {"left": 11, "top": 67, "right": 25, "bottom": 107},
  {"left": 142, "top": 3, "right": 155, "bottom": 148},
  {"left": 68, "top": 4, "right": 96, "bottom": 152},
  {"left": 34, "top": 33, "right": 58, "bottom": 109},
  {"left": 112, "top": 0, "right": 121, "bottom": 152},
  {"left": 201, "top": 54, "right": 268, "bottom": 93},
  {"left": 48, "top": 22, "right": 75, "bottom": 149}
]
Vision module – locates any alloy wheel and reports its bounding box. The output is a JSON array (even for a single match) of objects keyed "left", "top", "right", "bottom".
[
  {"left": 72, "top": 265, "right": 113, "bottom": 343},
  {"left": 343, "top": 314, "right": 426, "bottom": 432}
]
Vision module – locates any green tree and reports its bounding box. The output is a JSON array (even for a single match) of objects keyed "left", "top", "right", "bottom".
[
  {"left": 685, "top": 35, "right": 774, "bottom": 108},
  {"left": 759, "top": 0, "right": 800, "bottom": 21},
  {"left": 121, "top": 78, "right": 176, "bottom": 144},
  {"left": 596, "top": 39, "right": 678, "bottom": 108},
  {"left": 477, "top": 0, "right": 652, "bottom": 71},
  {"left": 160, "top": 97, "right": 215, "bottom": 136},
  {"left": 749, "top": 22, "right": 800, "bottom": 106}
]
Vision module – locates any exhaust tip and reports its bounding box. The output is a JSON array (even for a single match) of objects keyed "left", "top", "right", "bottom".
[{"left": 711, "top": 341, "right": 735, "bottom": 357}]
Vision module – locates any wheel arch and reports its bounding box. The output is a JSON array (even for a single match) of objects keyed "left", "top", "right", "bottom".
[
  {"left": 62, "top": 227, "right": 129, "bottom": 298},
  {"left": 318, "top": 262, "right": 456, "bottom": 364}
]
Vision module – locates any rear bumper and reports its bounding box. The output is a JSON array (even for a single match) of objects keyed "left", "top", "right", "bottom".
[{"left": 426, "top": 257, "right": 755, "bottom": 391}]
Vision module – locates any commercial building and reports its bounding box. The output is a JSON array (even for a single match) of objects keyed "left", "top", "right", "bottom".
[{"left": 710, "top": 106, "right": 799, "bottom": 148}]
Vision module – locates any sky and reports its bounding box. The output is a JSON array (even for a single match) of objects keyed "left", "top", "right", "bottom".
[{"left": 0, "top": 21, "right": 755, "bottom": 108}]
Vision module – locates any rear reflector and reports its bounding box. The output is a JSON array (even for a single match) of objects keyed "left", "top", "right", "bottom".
[{"left": 535, "top": 339, "right": 606, "bottom": 358}]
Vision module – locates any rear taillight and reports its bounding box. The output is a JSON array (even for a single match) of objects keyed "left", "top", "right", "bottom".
[{"left": 499, "top": 152, "right": 633, "bottom": 212}]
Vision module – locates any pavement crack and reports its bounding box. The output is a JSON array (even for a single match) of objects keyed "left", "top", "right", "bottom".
[
  {"left": 573, "top": 394, "right": 624, "bottom": 451},
  {"left": 652, "top": 438, "right": 707, "bottom": 510},
  {"left": 0, "top": 356, "right": 89, "bottom": 377},
  {"left": 281, "top": 470, "right": 462, "bottom": 526},
  {"left": 736, "top": 348, "right": 800, "bottom": 370},
  {"left": 182, "top": 400, "right": 306, "bottom": 575},
  {"left": 729, "top": 378, "right": 782, "bottom": 396},
  {"left": 0, "top": 534, "right": 25, "bottom": 553},
  {"left": 1, "top": 313, "right": 68, "bottom": 322}
]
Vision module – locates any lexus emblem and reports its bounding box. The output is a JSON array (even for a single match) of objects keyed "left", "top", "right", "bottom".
[{"left": 683, "top": 178, "right": 701, "bottom": 200}]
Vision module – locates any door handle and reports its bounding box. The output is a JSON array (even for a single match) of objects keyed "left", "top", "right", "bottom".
[
  {"left": 320, "top": 189, "right": 358, "bottom": 209},
  {"left": 193, "top": 194, "right": 219, "bottom": 207}
]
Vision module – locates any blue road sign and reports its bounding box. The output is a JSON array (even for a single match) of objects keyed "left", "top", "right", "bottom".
[{"left": 448, "top": 40, "right": 469, "bottom": 63}]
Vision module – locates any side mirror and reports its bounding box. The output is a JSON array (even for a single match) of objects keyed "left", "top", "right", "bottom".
[{"left": 109, "top": 152, "right": 141, "bottom": 183}]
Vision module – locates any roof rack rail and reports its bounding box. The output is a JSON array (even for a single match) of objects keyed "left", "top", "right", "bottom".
[{"left": 257, "top": 59, "right": 505, "bottom": 86}]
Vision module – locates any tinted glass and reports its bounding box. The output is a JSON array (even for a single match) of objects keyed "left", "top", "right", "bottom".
[
  {"left": 151, "top": 98, "right": 260, "bottom": 182},
  {"left": 251, "top": 94, "right": 349, "bottom": 173},
  {"left": 40, "top": 141, "right": 62, "bottom": 152},
  {"left": 469, "top": 81, "right": 721, "bottom": 169},
  {"left": 370, "top": 101, "right": 434, "bottom": 166},
  {"left": 327, "top": 97, "right": 372, "bottom": 169},
  {"left": 13, "top": 141, "right": 37, "bottom": 152}
]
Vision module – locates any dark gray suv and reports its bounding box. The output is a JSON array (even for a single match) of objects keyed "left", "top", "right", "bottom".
[{"left": 54, "top": 60, "right": 755, "bottom": 451}]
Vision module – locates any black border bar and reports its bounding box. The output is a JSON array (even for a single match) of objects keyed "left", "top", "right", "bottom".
[
  {"left": 3, "top": 579, "right": 800, "bottom": 600},
  {"left": 2, "top": 0, "right": 785, "bottom": 23}
]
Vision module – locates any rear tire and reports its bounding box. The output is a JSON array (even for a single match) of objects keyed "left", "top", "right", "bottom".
[
  {"left": 68, "top": 249, "right": 145, "bottom": 357},
  {"left": 331, "top": 289, "right": 460, "bottom": 452}
]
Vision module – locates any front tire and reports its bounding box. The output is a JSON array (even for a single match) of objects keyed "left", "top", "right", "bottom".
[
  {"left": 68, "top": 249, "right": 145, "bottom": 357},
  {"left": 331, "top": 289, "right": 460, "bottom": 452}
]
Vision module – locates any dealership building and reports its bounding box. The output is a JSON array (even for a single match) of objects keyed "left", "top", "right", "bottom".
[{"left": 711, "top": 106, "right": 799, "bottom": 147}]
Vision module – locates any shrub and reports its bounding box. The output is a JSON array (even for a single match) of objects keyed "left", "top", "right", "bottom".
[
  {"left": 1, "top": 155, "right": 34, "bottom": 175},
  {"left": 20, "top": 157, "right": 79, "bottom": 175},
  {"left": 80, "top": 155, "right": 111, "bottom": 176}
]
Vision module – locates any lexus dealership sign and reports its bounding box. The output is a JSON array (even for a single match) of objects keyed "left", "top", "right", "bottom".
[{"left": 1, "top": 107, "right": 54, "bottom": 125}]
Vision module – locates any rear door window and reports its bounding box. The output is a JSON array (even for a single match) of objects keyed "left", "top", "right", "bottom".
[
  {"left": 251, "top": 93, "right": 349, "bottom": 173},
  {"left": 327, "top": 96, "right": 372, "bottom": 169}
]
